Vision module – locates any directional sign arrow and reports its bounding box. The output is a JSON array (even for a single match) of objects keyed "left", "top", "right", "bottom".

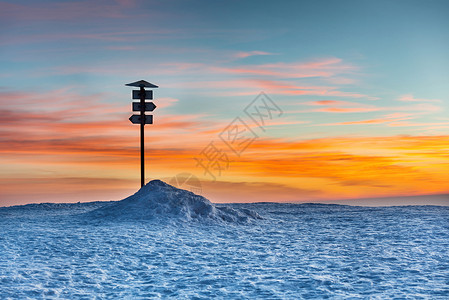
[
  {"left": 129, "top": 114, "right": 153, "bottom": 124},
  {"left": 132, "top": 102, "right": 156, "bottom": 112},
  {"left": 132, "top": 90, "right": 153, "bottom": 100}
]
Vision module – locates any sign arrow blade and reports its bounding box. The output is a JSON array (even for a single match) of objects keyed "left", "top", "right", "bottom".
[
  {"left": 132, "top": 102, "right": 157, "bottom": 112},
  {"left": 132, "top": 90, "right": 153, "bottom": 100},
  {"left": 129, "top": 114, "right": 153, "bottom": 124}
]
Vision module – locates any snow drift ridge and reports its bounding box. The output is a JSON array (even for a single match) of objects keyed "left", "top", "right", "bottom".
[{"left": 89, "top": 180, "right": 261, "bottom": 222}]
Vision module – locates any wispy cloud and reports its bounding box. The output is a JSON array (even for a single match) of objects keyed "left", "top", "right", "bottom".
[
  {"left": 311, "top": 98, "right": 441, "bottom": 125},
  {"left": 325, "top": 77, "right": 357, "bottom": 85},
  {"left": 388, "top": 121, "right": 449, "bottom": 127},
  {"left": 253, "top": 79, "right": 375, "bottom": 99},
  {"left": 0, "top": 1, "right": 137, "bottom": 21},
  {"left": 221, "top": 57, "right": 356, "bottom": 78},
  {"left": 0, "top": 29, "right": 179, "bottom": 47},
  {"left": 48, "top": 57, "right": 370, "bottom": 101},
  {"left": 329, "top": 118, "right": 395, "bottom": 125},
  {"left": 393, "top": 103, "right": 442, "bottom": 113},
  {"left": 234, "top": 51, "right": 275, "bottom": 59},
  {"left": 321, "top": 113, "right": 414, "bottom": 126},
  {"left": 316, "top": 107, "right": 380, "bottom": 113},
  {"left": 303, "top": 99, "right": 381, "bottom": 113},
  {"left": 306, "top": 100, "right": 356, "bottom": 106},
  {"left": 398, "top": 94, "right": 441, "bottom": 103}
]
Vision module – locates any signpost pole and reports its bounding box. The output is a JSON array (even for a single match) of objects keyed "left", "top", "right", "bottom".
[
  {"left": 126, "top": 80, "right": 158, "bottom": 188},
  {"left": 140, "top": 86, "right": 145, "bottom": 187}
]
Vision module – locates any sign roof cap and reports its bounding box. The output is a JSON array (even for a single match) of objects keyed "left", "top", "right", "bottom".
[{"left": 125, "top": 80, "right": 158, "bottom": 88}]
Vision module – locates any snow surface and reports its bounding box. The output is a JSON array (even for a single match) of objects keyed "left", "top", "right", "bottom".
[{"left": 1, "top": 181, "right": 448, "bottom": 299}]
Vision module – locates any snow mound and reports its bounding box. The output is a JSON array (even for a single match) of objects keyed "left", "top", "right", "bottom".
[{"left": 88, "top": 180, "right": 261, "bottom": 222}]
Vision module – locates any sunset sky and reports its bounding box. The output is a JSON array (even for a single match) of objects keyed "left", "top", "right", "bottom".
[{"left": 1, "top": 0, "right": 449, "bottom": 206}]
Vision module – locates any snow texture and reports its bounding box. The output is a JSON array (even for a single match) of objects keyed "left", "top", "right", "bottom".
[{"left": 0, "top": 182, "right": 448, "bottom": 299}]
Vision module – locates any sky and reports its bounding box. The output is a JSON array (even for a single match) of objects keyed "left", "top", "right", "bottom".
[{"left": 1, "top": 0, "right": 449, "bottom": 206}]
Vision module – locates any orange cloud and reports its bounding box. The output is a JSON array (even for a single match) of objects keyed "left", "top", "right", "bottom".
[
  {"left": 3, "top": 133, "right": 449, "bottom": 205},
  {"left": 0, "top": 177, "right": 137, "bottom": 207},
  {"left": 388, "top": 121, "right": 449, "bottom": 127},
  {"left": 197, "top": 180, "right": 322, "bottom": 203},
  {"left": 338, "top": 118, "right": 392, "bottom": 125},
  {"left": 228, "top": 136, "right": 449, "bottom": 197},
  {"left": 3, "top": 87, "right": 449, "bottom": 205}
]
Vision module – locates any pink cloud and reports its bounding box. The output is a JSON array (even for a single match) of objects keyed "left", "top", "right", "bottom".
[
  {"left": 252, "top": 79, "right": 374, "bottom": 99},
  {"left": 325, "top": 77, "right": 357, "bottom": 85},
  {"left": 164, "top": 80, "right": 250, "bottom": 90},
  {"left": 220, "top": 57, "right": 357, "bottom": 79},
  {"left": 154, "top": 97, "right": 179, "bottom": 109},
  {"left": 1, "top": 29, "right": 179, "bottom": 47},
  {"left": 0, "top": 1, "right": 137, "bottom": 21},
  {"left": 47, "top": 57, "right": 374, "bottom": 103},
  {"left": 115, "top": 0, "right": 137, "bottom": 7},
  {"left": 0, "top": 88, "right": 107, "bottom": 116},
  {"left": 317, "top": 107, "right": 380, "bottom": 113},
  {"left": 106, "top": 46, "right": 137, "bottom": 51},
  {"left": 332, "top": 118, "right": 393, "bottom": 125},
  {"left": 157, "top": 58, "right": 376, "bottom": 101},
  {"left": 398, "top": 94, "right": 441, "bottom": 103},
  {"left": 51, "top": 58, "right": 360, "bottom": 97},
  {"left": 298, "top": 57, "right": 343, "bottom": 69},
  {"left": 254, "top": 80, "right": 330, "bottom": 91},
  {"left": 221, "top": 67, "right": 290, "bottom": 77},
  {"left": 234, "top": 51, "right": 274, "bottom": 59},
  {"left": 307, "top": 100, "right": 353, "bottom": 105},
  {"left": 303, "top": 99, "right": 381, "bottom": 113},
  {"left": 393, "top": 103, "right": 442, "bottom": 113},
  {"left": 383, "top": 113, "right": 415, "bottom": 119}
]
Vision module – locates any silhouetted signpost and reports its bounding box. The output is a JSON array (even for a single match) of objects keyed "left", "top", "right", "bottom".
[{"left": 126, "top": 80, "right": 158, "bottom": 187}]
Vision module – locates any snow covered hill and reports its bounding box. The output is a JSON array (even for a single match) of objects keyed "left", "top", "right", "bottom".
[{"left": 88, "top": 179, "right": 261, "bottom": 222}]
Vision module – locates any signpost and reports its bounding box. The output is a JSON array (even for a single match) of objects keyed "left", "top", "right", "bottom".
[{"left": 126, "top": 80, "right": 158, "bottom": 187}]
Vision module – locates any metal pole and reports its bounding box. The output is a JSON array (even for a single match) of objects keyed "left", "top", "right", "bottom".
[{"left": 140, "top": 86, "right": 145, "bottom": 187}]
